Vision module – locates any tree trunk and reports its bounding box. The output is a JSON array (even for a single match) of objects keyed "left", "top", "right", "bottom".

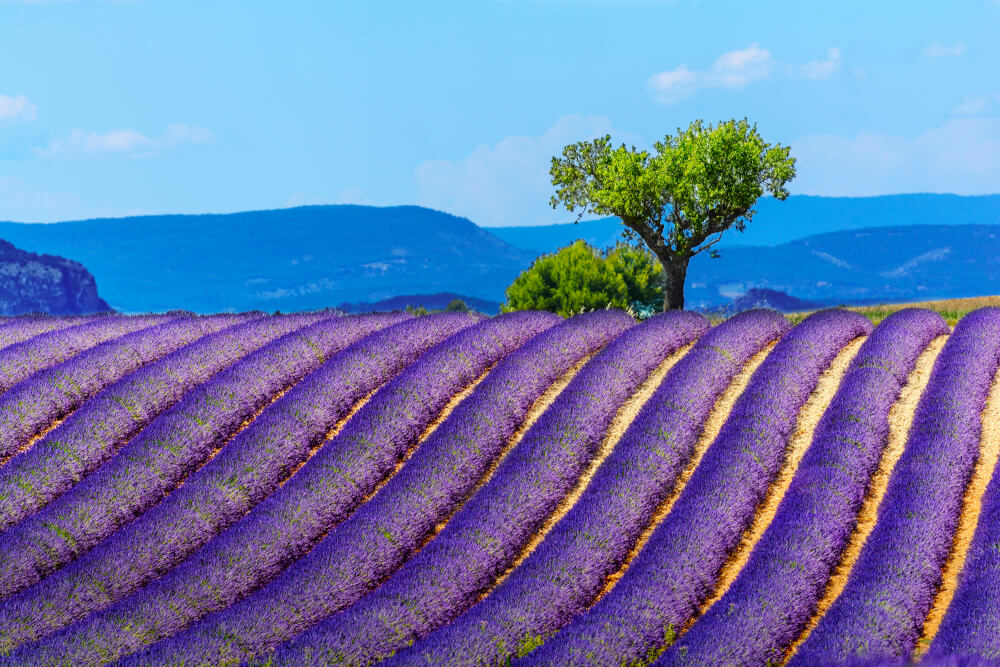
[{"left": 662, "top": 258, "right": 688, "bottom": 311}]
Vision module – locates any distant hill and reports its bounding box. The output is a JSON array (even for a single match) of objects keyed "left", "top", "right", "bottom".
[
  {"left": 0, "top": 239, "right": 111, "bottom": 315},
  {"left": 3, "top": 198, "right": 1000, "bottom": 314},
  {"left": 685, "top": 224, "right": 1000, "bottom": 309},
  {"left": 339, "top": 292, "right": 501, "bottom": 314},
  {"left": 490, "top": 193, "right": 1000, "bottom": 253},
  {"left": 0, "top": 206, "right": 533, "bottom": 313}
]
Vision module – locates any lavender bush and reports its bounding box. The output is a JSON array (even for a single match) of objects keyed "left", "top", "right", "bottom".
[
  {"left": 0, "top": 315, "right": 248, "bottom": 462},
  {"left": 0, "top": 316, "right": 86, "bottom": 353},
  {"left": 792, "top": 307, "right": 1000, "bottom": 664},
  {"left": 525, "top": 308, "right": 872, "bottom": 667},
  {"left": 0, "top": 314, "right": 167, "bottom": 395},
  {"left": 928, "top": 440, "right": 1000, "bottom": 660},
  {"left": 0, "top": 313, "right": 347, "bottom": 535},
  {"left": 266, "top": 310, "right": 707, "bottom": 667},
  {"left": 661, "top": 308, "right": 948, "bottom": 666},
  {"left": 395, "top": 309, "right": 791, "bottom": 667},
  {"left": 130, "top": 310, "right": 623, "bottom": 667},
  {"left": 28, "top": 312, "right": 558, "bottom": 665},
  {"left": 0, "top": 312, "right": 472, "bottom": 657}
]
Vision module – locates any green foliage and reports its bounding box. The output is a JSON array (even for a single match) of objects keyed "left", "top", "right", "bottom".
[
  {"left": 404, "top": 304, "right": 431, "bottom": 316},
  {"left": 443, "top": 299, "right": 470, "bottom": 313},
  {"left": 502, "top": 240, "right": 628, "bottom": 317},
  {"left": 605, "top": 242, "right": 664, "bottom": 313},
  {"left": 550, "top": 118, "right": 796, "bottom": 310},
  {"left": 503, "top": 241, "right": 664, "bottom": 318}
]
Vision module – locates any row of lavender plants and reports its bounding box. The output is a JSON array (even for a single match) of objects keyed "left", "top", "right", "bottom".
[
  {"left": 0, "top": 315, "right": 166, "bottom": 396},
  {"left": 0, "top": 315, "right": 249, "bottom": 462},
  {"left": 266, "top": 311, "right": 707, "bottom": 667},
  {"left": 395, "top": 309, "right": 792, "bottom": 666},
  {"left": 0, "top": 316, "right": 86, "bottom": 353},
  {"left": 791, "top": 307, "right": 1000, "bottom": 664},
  {"left": 0, "top": 313, "right": 341, "bottom": 539},
  {"left": 929, "top": 425, "right": 1000, "bottom": 659},
  {"left": 661, "top": 308, "right": 948, "bottom": 666},
  {"left": 132, "top": 310, "right": 617, "bottom": 667},
  {"left": 525, "top": 308, "right": 873, "bottom": 666},
  {"left": 0, "top": 313, "right": 482, "bottom": 663},
  {"left": 37, "top": 311, "right": 561, "bottom": 666}
]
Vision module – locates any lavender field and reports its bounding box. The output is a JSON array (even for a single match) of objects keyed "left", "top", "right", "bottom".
[{"left": 0, "top": 308, "right": 999, "bottom": 666}]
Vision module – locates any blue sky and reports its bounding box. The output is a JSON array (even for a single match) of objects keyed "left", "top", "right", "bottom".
[{"left": 0, "top": 0, "right": 997, "bottom": 225}]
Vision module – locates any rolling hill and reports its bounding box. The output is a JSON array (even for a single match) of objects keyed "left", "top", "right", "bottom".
[
  {"left": 0, "top": 206, "right": 533, "bottom": 313},
  {"left": 1, "top": 195, "right": 998, "bottom": 313},
  {"left": 491, "top": 193, "right": 1000, "bottom": 253}
]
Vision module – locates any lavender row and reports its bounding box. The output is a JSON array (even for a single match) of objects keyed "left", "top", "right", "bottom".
[
  {"left": 0, "top": 313, "right": 476, "bottom": 661},
  {"left": 525, "top": 308, "right": 872, "bottom": 667},
  {"left": 398, "top": 309, "right": 791, "bottom": 666},
  {"left": 133, "top": 310, "right": 617, "bottom": 667},
  {"left": 662, "top": 308, "right": 948, "bottom": 666},
  {"left": 268, "top": 311, "right": 706, "bottom": 667},
  {"left": 49, "top": 311, "right": 559, "bottom": 666},
  {"left": 0, "top": 316, "right": 86, "bottom": 353},
  {"left": 0, "top": 314, "right": 167, "bottom": 395},
  {"left": 0, "top": 315, "right": 248, "bottom": 462},
  {"left": 929, "top": 421, "right": 1000, "bottom": 659},
  {"left": 0, "top": 313, "right": 336, "bottom": 543},
  {"left": 792, "top": 307, "right": 1000, "bottom": 664}
]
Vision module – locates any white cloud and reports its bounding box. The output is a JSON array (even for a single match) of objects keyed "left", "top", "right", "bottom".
[
  {"left": 648, "top": 44, "right": 840, "bottom": 104},
  {"left": 38, "top": 124, "right": 213, "bottom": 157},
  {"left": 954, "top": 93, "right": 1000, "bottom": 115},
  {"left": 708, "top": 44, "right": 774, "bottom": 88},
  {"left": 415, "top": 114, "right": 641, "bottom": 227},
  {"left": 923, "top": 42, "right": 967, "bottom": 58},
  {"left": 0, "top": 94, "right": 37, "bottom": 121},
  {"left": 799, "top": 48, "right": 841, "bottom": 80},
  {"left": 791, "top": 117, "right": 1000, "bottom": 196}
]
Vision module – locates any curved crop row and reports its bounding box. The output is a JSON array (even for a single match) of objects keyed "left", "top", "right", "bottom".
[
  {"left": 396, "top": 308, "right": 792, "bottom": 666},
  {"left": 133, "top": 309, "right": 621, "bottom": 667},
  {"left": 0, "top": 314, "right": 167, "bottom": 396},
  {"left": 31, "top": 311, "right": 561, "bottom": 666},
  {"left": 791, "top": 307, "right": 1000, "bottom": 664},
  {"left": 662, "top": 308, "right": 949, "bottom": 666},
  {"left": 267, "top": 310, "right": 706, "bottom": 667},
  {"left": 526, "top": 308, "right": 872, "bottom": 666},
  {"left": 0, "top": 316, "right": 86, "bottom": 353},
  {"left": 0, "top": 312, "right": 471, "bottom": 657},
  {"left": 0, "top": 315, "right": 249, "bottom": 463},
  {"left": 929, "top": 411, "right": 1000, "bottom": 659},
  {"left": 0, "top": 313, "right": 330, "bottom": 533}
]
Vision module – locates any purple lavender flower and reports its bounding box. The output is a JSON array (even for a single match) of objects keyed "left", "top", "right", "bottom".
[
  {"left": 660, "top": 308, "right": 948, "bottom": 666},
  {"left": 266, "top": 310, "right": 707, "bottom": 667},
  {"left": 793, "top": 307, "right": 1000, "bottom": 664},
  {"left": 525, "top": 308, "right": 872, "bottom": 667}
]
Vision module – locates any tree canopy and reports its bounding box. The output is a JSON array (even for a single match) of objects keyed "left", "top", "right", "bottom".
[
  {"left": 550, "top": 118, "right": 796, "bottom": 310},
  {"left": 502, "top": 240, "right": 664, "bottom": 318}
]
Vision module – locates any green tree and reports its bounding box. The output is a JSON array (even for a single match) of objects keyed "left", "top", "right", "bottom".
[
  {"left": 502, "top": 240, "right": 628, "bottom": 317},
  {"left": 605, "top": 242, "right": 664, "bottom": 313},
  {"left": 550, "top": 118, "right": 796, "bottom": 310},
  {"left": 443, "top": 299, "right": 471, "bottom": 312}
]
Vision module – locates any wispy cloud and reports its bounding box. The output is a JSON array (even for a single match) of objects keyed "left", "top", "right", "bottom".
[
  {"left": 954, "top": 92, "right": 1000, "bottom": 115},
  {"left": 415, "top": 114, "right": 641, "bottom": 227},
  {"left": 923, "top": 42, "right": 967, "bottom": 58},
  {"left": 648, "top": 43, "right": 775, "bottom": 104},
  {"left": 0, "top": 94, "right": 37, "bottom": 121},
  {"left": 38, "top": 123, "right": 213, "bottom": 157},
  {"left": 792, "top": 117, "right": 1000, "bottom": 196},
  {"left": 799, "top": 48, "right": 841, "bottom": 80},
  {"left": 648, "top": 44, "right": 841, "bottom": 104}
]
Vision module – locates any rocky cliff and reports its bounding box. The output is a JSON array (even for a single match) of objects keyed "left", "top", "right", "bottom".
[{"left": 0, "top": 239, "right": 112, "bottom": 315}]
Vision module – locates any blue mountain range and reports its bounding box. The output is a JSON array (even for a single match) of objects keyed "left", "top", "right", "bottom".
[{"left": 0, "top": 193, "right": 997, "bottom": 313}]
